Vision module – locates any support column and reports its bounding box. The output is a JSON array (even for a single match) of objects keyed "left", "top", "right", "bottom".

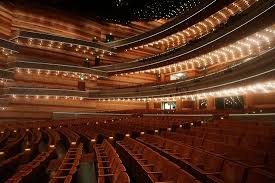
[
  {"left": 160, "top": 73, "right": 166, "bottom": 82},
  {"left": 207, "top": 96, "right": 216, "bottom": 111},
  {"left": 195, "top": 98, "right": 200, "bottom": 110},
  {"left": 244, "top": 94, "right": 253, "bottom": 110},
  {"left": 146, "top": 102, "right": 155, "bottom": 110},
  {"left": 176, "top": 100, "right": 182, "bottom": 111}
]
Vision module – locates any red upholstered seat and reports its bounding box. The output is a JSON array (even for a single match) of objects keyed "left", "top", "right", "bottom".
[
  {"left": 207, "top": 160, "right": 247, "bottom": 183},
  {"left": 245, "top": 168, "right": 275, "bottom": 183}
]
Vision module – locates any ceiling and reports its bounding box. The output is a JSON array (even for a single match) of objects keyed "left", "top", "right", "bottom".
[{"left": 6, "top": 0, "right": 202, "bottom": 24}]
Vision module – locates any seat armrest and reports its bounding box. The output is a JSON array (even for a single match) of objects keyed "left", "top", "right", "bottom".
[
  {"left": 203, "top": 172, "right": 221, "bottom": 175},
  {"left": 97, "top": 161, "right": 110, "bottom": 163},
  {"left": 146, "top": 171, "right": 162, "bottom": 174},
  {"left": 98, "top": 166, "right": 111, "bottom": 169},
  {"left": 98, "top": 173, "right": 114, "bottom": 177},
  {"left": 142, "top": 164, "right": 155, "bottom": 167}
]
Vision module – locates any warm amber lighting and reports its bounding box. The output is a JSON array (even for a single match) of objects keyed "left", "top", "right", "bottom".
[
  {"left": 71, "top": 142, "right": 76, "bottom": 145},
  {"left": 25, "top": 148, "right": 31, "bottom": 151},
  {"left": 91, "top": 139, "right": 96, "bottom": 142},
  {"left": 125, "top": 134, "right": 130, "bottom": 137},
  {"left": 49, "top": 145, "right": 55, "bottom": 148},
  {"left": 140, "top": 132, "right": 145, "bottom": 135},
  {"left": 109, "top": 136, "right": 114, "bottom": 140},
  {"left": 0, "top": 152, "right": 4, "bottom": 155}
]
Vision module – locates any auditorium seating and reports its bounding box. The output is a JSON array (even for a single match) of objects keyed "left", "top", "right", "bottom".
[
  {"left": 0, "top": 129, "right": 26, "bottom": 161},
  {"left": 116, "top": 137, "right": 200, "bottom": 183},
  {"left": 95, "top": 139, "right": 130, "bottom": 183},
  {"left": 0, "top": 117, "right": 273, "bottom": 183},
  {"left": 156, "top": 119, "right": 275, "bottom": 183},
  {"left": 56, "top": 127, "right": 80, "bottom": 148},
  {"left": 43, "top": 129, "right": 60, "bottom": 150},
  {"left": 6, "top": 149, "right": 56, "bottom": 183},
  {"left": 49, "top": 143, "right": 83, "bottom": 183}
]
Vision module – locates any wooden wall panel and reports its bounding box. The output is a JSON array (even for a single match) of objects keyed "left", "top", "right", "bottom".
[
  {"left": 11, "top": 6, "right": 164, "bottom": 41},
  {"left": 0, "top": 3, "right": 13, "bottom": 39}
]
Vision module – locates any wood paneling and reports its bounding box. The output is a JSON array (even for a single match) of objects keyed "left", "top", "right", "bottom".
[{"left": 0, "top": 2, "right": 13, "bottom": 38}]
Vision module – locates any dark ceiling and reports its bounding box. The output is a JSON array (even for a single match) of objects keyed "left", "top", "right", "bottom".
[{"left": 6, "top": 0, "right": 202, "bottom": 24}]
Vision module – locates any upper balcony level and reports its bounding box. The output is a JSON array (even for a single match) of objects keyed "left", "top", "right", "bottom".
[
  {"left": 90, "top": 47, "right": 275, "bottom": 99},
  {"left": 0, "top": 38, "right": 19, "bottom": 55},
  {"left": 2, "top": 47, "right": 275, "bottom": 100},
  {"left": 94, "top": 0, "right": 275, "bottom": 74},
  {"left": 12, "top": 30, "right": 117, "bottom": 54},
  {"left": 105, "top": 0, "right": 234, "bottom": 50}
]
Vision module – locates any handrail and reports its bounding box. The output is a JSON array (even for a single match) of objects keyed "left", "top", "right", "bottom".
[
  {"left": 3, "top": 87, "right": 89, "bottom": 98},
  {"left": 95, "top": 1, "right": 275, "bottom": 74},
  {"left": 0, "top": 38, "right": 19, "bottom": 52},
  {"left": 13, "top": 30, "right": 117, "bottom": 53},
  {"left": 0, "top": 69, "right": 14, "bottom": 80},
  {"left": 90, "top": 47, "right": 275, "bottom": 98},
  {"left": 7, "top": 61, "right": 107, "bottom": 77},
  {"left": 106, "top": 0, "right": 218, "bottom": 49}
]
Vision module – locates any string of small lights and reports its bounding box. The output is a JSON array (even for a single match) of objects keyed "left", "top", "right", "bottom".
[
  {"left": 132, "top": 0, "right": 201, "bottom": 20},
  {"left": 15, "top": 68, "right": 99, "bottom": 81},
  {"left": 97, "top": 80, "right": 275, "bottom": 102},
  {"left": 126, "top": 0, "right": 255, "bottom": 52},
  {"left": 116, "top": 25, "right": 275, "bottom": 76}
]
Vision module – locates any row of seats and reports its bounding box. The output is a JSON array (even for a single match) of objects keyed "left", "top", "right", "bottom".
[
  {"left": 49, "top": 143, "right": 83, "bottom": 183},
  {"left": 6, "top": 148, "right": 56, "bottom": 183},
  {"left": 56, "top": 127, "right": 80, "bottom": 148},
  {"left": 95, "top": 139, "right": 130, "bottom": 183},
  {"left": 42, "top": 129, "right": 60, "bottom": 150},
  {"left": 176, "top": 120, "right": 275, "bottom": 153},
  {"left": 116, "top": 137, "right": 200, "bottom": 183},
  {"left": 161, "top": 131, "right": 274, "bottom": 170},
  {"left": 137, "top": 134, "right": 275, "bottom": 183},
  {"left": 0, "top": 129, "right": 26, "bottom": 161},
  {"left": 0, "top": 130, "right": 10, "bottom": 148}
]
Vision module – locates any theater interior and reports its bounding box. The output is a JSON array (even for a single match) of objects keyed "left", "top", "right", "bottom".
[{"left": 0, "top": 0, "right": 275, "bottom": 182}]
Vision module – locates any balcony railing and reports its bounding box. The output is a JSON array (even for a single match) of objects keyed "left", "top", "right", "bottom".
[
  {"left": 13, "top": 31, "right": 117, "bottom": 53},
  {"left": 106, "top": 0, "right": 226, "bottom": 49},
  {"left": 3, "top": 87, "right": 89, "bottom": 98},
  {"left": 96, "top": 0, "right": 275, "bottom": 74},
  {"left": 7, "top": 61, "right": 107, "bottom": 77},
  {"left": 0, "top": 38, "right": 19, "bottom": 53},
  {"left": 0, "top": 69, "right": 14, "bottom": 80},
  {"left": 90, "top": 47, "right": 275, "bottom": 98}
]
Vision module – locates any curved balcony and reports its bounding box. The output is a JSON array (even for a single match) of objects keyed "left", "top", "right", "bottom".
[
  {"left": 96, "top": 0, "right": 275, "bottom": 74},
  {"left": 106, "top": 0, "right": 232, "bottom": 50},
  {"left": 90, "top": 47, "right": 275, "bottom": 98},
  {"left": 7, "top": 61, "right": 107, "bottom": 78},
  {"left": 0, "top": 69, "right": 14, "bottom": 80},
  {"left": 0, "top": 38, "right": 19, "bottom": 54},
  {"left": 3, "top": 47, "right": 275, "bottom": 100},
  {"left": 12, "top": 30, "right": 117, "bottom": 53},
  {"left": 2, "top": 87, "right": 89, "bottom": 98}
]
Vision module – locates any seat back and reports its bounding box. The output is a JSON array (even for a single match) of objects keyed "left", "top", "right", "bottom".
[
  {"left": 221, "top": 160, "right": 246, "bottom": 183},
  {"left": 245, "top": 169, "right": 275, "bottom": 183},
  {"left": 203, "top": 153, "right": 224, "bottom": 172},
  {"left": 114, "top": 171, "right": 130, "bottom": 183}
]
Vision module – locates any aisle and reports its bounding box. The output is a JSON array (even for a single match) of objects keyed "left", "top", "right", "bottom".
[{"left": 78, "top": 161, "right": 97, "bottom": 183}]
